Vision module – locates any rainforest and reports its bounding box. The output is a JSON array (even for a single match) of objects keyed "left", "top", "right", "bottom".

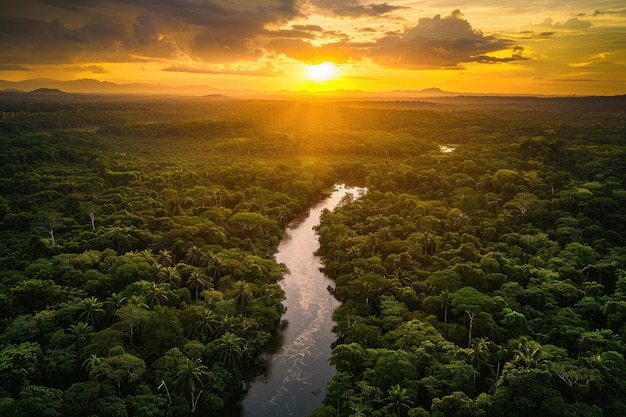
[{"left": 1, "top": 91, "right": 626, "bottom": 417}]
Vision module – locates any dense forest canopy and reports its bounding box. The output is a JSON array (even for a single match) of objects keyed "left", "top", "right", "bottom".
[{"left": 1, "top": 93, "right": 625, "bottom": 417}]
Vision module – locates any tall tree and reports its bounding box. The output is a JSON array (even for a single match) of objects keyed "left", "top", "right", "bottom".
[
  {"left": 77, "top": 296, "right": 105, "bottom": 327},
  {"left": 175, "top": 359, "right": 209, "bottom": 415},
  {"left": 187, "top": 272, "right": 209, "bottom": 300},
  {"left": 231, "top": 280, "right": 254, "bottom": 313},
  {"left": 382, "top": 384, "right": 414, "bottom": 417}
]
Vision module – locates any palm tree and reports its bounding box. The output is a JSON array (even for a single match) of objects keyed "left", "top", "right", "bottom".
[
  {"left": 67, "top": 322, "right": 93, "bottom": 348},
  {"left": 232, "top": 280, "right": 254, "bottom": 313},
  {"left": 514, "top": 338, "right": 547, "bottom": 368},
  {"left": 144, "top": 282, "right": 169, "bottom": 307},
  {"left": 158, "top": 249, "right": 174, "bottom": 267},
  {"left": 213, "top": 332, "right": 244, "bottom": 369},
  {"left": 187, "top": 271, "right": 210, "bottom": 300},
  {"left": 139, "top": 249, "right": 156, "bottom": 266},
  {"left": 192, "top": 309, "right": 220, "bottom": 342},
  {"left": 390, "top": 268, "right": 412, "bottom": 286},
  {"left": 493, "top": 344, "right": 509, "bottom": 379},
  {"left": 454, "top": 212, "right": 471, "bottom": 230},
  {"left": 185, "top": 246, "right": 205, "bottom": 267},
  {"left": 383, "top": 384, "right": 414, "bottom": 417},
  {"left": 81, "top": 353, "right": 101, "bottom": 374},
  {"left": 175, "top": 359, "right": 209, "bottom": 414},
  {"left": 206, "top": 254, "right": 228, "bottom": 279},
  {"left": 421, "top": 232, "right": 436, "bottom": 256},
  {"left": 214, "top": 315, "right": 241, "bottom": 337},
  {"left": 439, "top": 290, "right": 453, "bottom": 324},
  {"left": 78, "top": 296, "right": 105, "bottom": 326},
  {"left": 469, "top": 337, "right": 491, "bottom": 387},
  {"left": 157, "top": 266, "right": 182, "bottom": 289},
  {"left": 128, "top": 294, "right": 149, "bottom": 309},
  {"left": 105, "top": 292, "right": 127, "bottom": 322}
]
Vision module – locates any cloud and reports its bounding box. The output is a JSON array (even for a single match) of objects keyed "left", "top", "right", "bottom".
[
  {"left": 313, "top": 0, "right": 408, "bottom": 18},
  {"left": 162, "top": 62, "right": 282, "bottom": 76},
  {"left": 0, "top": 16, "right": 129, "bottom": 64},
  {"left": 291, "top": 24, "right": 324, "bottom": 32},
  {"left": 84, "top": 65, "right": 110, "bottom": 74},
  {"left": 1, "top": 0, "right": 305, "bottom": 65},
  {"left": 0, "top": 64, "right": 31, "bottom": 71},
  {"left": 268, "top": 38, "right": 363, "bottom": 64},
  {"left": 366, "top": 10, "right": 523, "bottom": 69},
  {"left": 535, "top": 17, "right": 592, "bottom": 31}
]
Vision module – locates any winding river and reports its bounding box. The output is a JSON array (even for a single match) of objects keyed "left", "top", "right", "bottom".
[{"left": 233, "top": 184, "right": 366, "bottom": 417}]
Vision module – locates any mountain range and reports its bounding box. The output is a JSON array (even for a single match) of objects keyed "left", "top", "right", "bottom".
[{"left": 0, "top": 78, "right": 462, "bottom": 99}]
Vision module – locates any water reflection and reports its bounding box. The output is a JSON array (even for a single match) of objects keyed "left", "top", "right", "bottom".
[{"left": 236, "top": 184, "right": 366, "bottom": 417}]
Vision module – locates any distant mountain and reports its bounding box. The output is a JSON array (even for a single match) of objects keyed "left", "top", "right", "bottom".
[
  {"left": 28, "top": 88, "right": 71, "bottom": 95},
  {"left": 0, "top": 77, "right": 467, "bottom": 99},
  {"left": 0, "top": 78, "right": 223, "bottom": 96},
  {"left": 0, "top": 78, "right": 623, "bottom": 105}
]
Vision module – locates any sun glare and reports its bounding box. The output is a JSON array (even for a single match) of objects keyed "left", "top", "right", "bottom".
[{"left": 306, "top": 62, "right": 337, "bottom": 82}]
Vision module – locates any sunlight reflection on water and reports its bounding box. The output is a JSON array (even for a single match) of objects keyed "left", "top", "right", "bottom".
[{"left": 236, "top": 184, "right": 366, "bottom": 417}]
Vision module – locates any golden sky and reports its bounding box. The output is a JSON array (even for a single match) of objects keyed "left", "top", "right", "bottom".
[{"left": 1, "top": 0, "right": 625, "bottom": 95}]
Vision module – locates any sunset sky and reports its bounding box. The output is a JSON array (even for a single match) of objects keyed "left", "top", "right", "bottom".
[{"left": 1, "top": 0, "right": 625, "bottom": 95}]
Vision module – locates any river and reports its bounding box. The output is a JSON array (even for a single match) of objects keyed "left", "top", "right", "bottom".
[{"left": 233, "top": 184, "right": 366, "bottom": 417}]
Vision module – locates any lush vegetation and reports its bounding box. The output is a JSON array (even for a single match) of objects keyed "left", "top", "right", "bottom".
[{"left": 0, "top": 94, "right": 625, "bottom": 417}]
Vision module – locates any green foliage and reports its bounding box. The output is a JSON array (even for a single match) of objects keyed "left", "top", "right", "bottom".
[{"left": 1, "top": 96, "right": 625, "bottom": 416}]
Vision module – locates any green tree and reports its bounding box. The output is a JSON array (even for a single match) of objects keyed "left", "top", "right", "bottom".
[
  {"left": 431, "top": 391, "right": 484, "bottom": 417},
  {"left": 10, "top": 385, "right": 63, "bottom": 417},
  {"left": 158, "top": 249, "right": 175, "bottom": 267},
  {"left": 105, "top": 292, "right": 127, "bottom": 321},
  {"left": 176, "top": 358, "right": 209, "bottom": 414},
  {"left": 0, "top": 342, "right": 42, "bottom": 395},
  {"left": 468, "top": 337, "right": 491, "bottom": 387},
  {"left": 90, "top": 352, "right": 146, "bottom": 396},
  {"left": 185, "top": 246, "right": 205, "bottom": 267},
  {"left": 157, "top": 266, "right": 182, "bottom": 289},
  {"left": 231, "top": 280, "right": 254, "bottom": 313},
  {"left": 383, "top": 384, "right": 414, "bottom": 417},
  {"left": 206, "top": 254, "right": 228, "bottom": 279},
  {"left": 212, "top": 332, "right": 244, "bottom": 369},
  {"left": 67, "top": 322, "right": 94, "bottom": 348},
  {"left": 82, "top": 353, "right": 102, "bottom": 374},
  {"left": 78, "top": 296, "right": 105, "bottom": 326},
  {"left": 439, "top": 290, "right": 453, "bottom": 323},
  {"left": 187, "top": 271, "right": 209, "bottom": 300},
  {"left": 35, "top": 213, "right": 64, "bottom": 247},
  {"left": 192, "top": 308, "right": 220, "bottom": 342},
  {"left": 62, "top": 381, "right": 101, "bottom": 416},
  {"left": 144, "top": 282, "right": 169, "bottom": 307}
]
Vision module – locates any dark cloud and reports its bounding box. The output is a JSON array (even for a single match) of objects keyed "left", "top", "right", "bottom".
[
  {"left": 313, "top": 0, "right": 408, "bottom": 17},
  {"left": 1, "top": 0, "right": 305, "bottom": 65},
  {"left": 0, "top": 64, "right": 31, "bottom": 71},
  {"left": 0, "top": 16, "right": 129, "bottom": 64},
  {"left": 2, "top": 2, "right": 526, "bottom": 72},
  {"left": 366, "top": 10, "right": 523, "bottom": 69},
  {"left": 591, "top": 9, "right": 626, "bottom": 17}
]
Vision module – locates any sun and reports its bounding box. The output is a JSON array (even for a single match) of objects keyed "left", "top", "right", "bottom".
[{"left": 306, "top": 62, "right": 337, "bottom": 82}]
